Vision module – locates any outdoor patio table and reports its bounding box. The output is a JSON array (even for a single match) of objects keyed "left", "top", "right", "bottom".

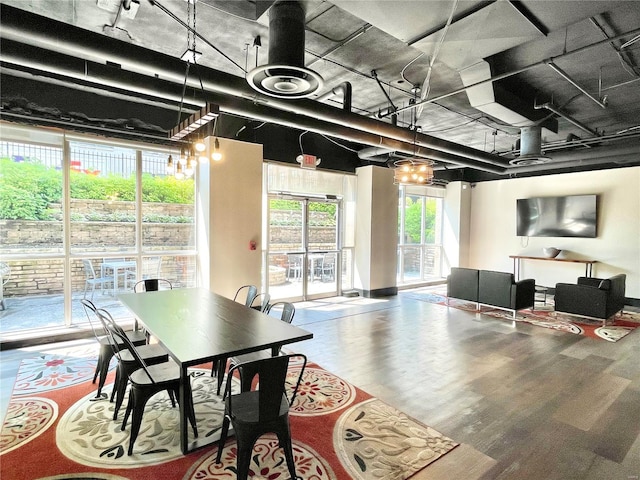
[
  {"left": 101, "top": 260, "right": 136, "bottom": 296},
  {"left": 118, "top": 287, "right": 313, "bottom": 454}
]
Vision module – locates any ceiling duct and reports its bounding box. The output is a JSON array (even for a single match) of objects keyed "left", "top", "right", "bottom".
[
  {"left": 246, "top": 1, "right": 323, "bottom": 99},
  {"left": 509, "top": 126, "right": 551, "bottom": 166}
]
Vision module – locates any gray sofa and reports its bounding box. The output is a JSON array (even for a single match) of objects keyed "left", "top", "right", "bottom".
[
  {"left": 447, "top": 267, "right": 536, "bottom": 318},
  {"left": 554, "top": 274, "right": 626, "bottom": 324}
]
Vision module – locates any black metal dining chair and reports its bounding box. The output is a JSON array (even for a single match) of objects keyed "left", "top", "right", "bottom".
[
  {"left": 132, "top": 278, "right": 172, "bottom": 335},
  {"left": 81, "top": 299, "right": 148, "bottom": 399},
  {"left": 228, "top": 302, "right": 296, "bottom": 370},
  {"left": 211, "top": 293, "right": 282, "bottom": 395},
  {"left": 211, "top": 284, "right": 261, "bottom": 390},
  {"left": 233, "top": 284, "right": 258, "bottom": 307},
  {"left": 215, "top": 353, "right": 307, "bottom": 480},
  {"left": 105, "top": 319, "right": 198, "bottom": 456},
  {"left": 95, "top": 307, "right": 172, "bottom": 421},
  {"left": 250, "top": 292, "right": 271, "bottom": 312}
]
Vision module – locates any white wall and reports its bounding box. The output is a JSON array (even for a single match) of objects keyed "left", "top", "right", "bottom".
[
  {"left": 354, "top": 165, "right": 398, "bottom": 295},
  {"left": 464, "top": 166, "right": 640, "bottom": 298},
  {"left": 198, "top": 137, "right": 263, "bottom": 299},
  {"left": 443, "top": 181, "right": 472, "bottom": 269}
]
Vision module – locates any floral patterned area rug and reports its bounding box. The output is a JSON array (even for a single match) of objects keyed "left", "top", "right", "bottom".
[
  {"left": 406, "top": 287, "right": 640, "bottom": 342},
  {"left": 1, "top": 349, "right": 458, "bottom": 479}
]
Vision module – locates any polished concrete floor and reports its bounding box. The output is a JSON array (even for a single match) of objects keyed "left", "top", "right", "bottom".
[{"left": 2, "top": 288, "right": 640, "bottom": 479}]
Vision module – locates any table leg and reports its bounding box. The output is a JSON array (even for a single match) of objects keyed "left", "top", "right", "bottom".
[{"left": 179, "top": 364, "right": 188, "bottom": 454}]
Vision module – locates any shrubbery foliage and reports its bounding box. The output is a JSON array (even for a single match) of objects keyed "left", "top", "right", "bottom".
[{"left": 0, "top": 158, "right": 194, "bottom": 221}]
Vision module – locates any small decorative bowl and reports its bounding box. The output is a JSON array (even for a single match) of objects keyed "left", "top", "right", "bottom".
[{"left": 542, "top": 247, "right": 561, "bottom": 258}]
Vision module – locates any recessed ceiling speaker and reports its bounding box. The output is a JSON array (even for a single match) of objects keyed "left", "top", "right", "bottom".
[
  {"left": 246, "top": 1, "right": 323, "bottom": 99},
  {"left": 509, "top": 126, "right": 552, "bottom": 165}
]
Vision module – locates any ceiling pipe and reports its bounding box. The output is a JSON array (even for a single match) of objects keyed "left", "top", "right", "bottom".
[
  {"left": 357, "top": 146, "right": 395, "bottom": 160},
  {"left": 316, "top": 82, "right": 352, "bottom": 112},
  {"left": 534, "top": 101, "right": 598, "bottom": 137},
  {"left": 547, "top": 143, "right": 640, "bottom": 162},
  {"left": 0, "top": 41, "right": 504, "bottom": 173},
  {"left": 0, "top": 5, "right": 511, "bottom": 170},
  {"left": 201, "top": 91, "right": 506, "bottom": 174},
  {"left": 545, "top": 62, "right": 607, "bottom": 109},
  {"left": 382, "top": 25, "right": 640, "bottom": 119},
  {"left": 506, "top": 153, "right": 639, "bottom": 174}
]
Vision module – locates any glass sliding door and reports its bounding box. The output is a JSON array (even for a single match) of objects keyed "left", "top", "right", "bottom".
[
  {"left": 307, "top": 200, "right": 339, "bottom": 298},
  {"left": 267, "top": 195, "right": 341, "bottom": 301},
  {"left": 267, "top": 197, "right": 305, "bottom": 301}
]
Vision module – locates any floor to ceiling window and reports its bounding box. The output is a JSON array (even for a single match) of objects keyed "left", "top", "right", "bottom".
[
  {"left": 397, "top": 185, "right": 446, "bottom": 286},
  {"left": 0, "top": 123, "right": 197, "bottom": 338},
  {"left": 264, "top": 163, "right": 356, "bottom": 302}
]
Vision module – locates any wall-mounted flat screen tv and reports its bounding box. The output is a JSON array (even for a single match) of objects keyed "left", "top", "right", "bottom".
[{"left": 516, "top": 194, "right": 597, "bottom": 238}]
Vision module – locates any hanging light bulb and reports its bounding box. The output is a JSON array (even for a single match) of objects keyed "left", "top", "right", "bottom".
[
  {"left": 175, "top": 160, "right": 185, "bottom": 180},
  {"left": 195, "top": 138, "right": 206, "bottom": 152},
  {"left": 211, "top": 138, "right": 222, "bottom": 161},
  {"left": 185, "top": 156, "right": 195, "bottom": 177},
  {"left": 179, "top": 147, "right": 187, "bottom": 166},
  {"left": 166, "top": 154, "right": 175, "bottom": 175}
]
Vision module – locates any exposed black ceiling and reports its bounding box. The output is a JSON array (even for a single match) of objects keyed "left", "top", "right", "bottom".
[{"left": 1, "top": 0, "right": 639, "bottom": 182}]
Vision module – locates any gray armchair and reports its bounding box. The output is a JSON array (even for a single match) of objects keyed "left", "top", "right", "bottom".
[{"left": 554, "top": 274, "right": 626, "bottom": 324}]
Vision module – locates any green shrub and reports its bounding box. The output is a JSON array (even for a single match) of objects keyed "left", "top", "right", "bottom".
[{"left": 1, "top": 157, "right": 194, "bottom": 221}]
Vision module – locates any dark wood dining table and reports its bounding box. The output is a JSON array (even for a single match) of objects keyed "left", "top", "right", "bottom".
[{"left": 118, "top": 287, "right": 313, "bottom": 454}]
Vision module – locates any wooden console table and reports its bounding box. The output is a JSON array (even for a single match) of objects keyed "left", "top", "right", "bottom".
[{"left": 509, "top": 255, "right": 597, "bottom": 280}]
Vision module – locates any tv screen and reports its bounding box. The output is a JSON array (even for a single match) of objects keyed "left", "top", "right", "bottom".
[{"left": 516, "top": 194, "right": 597, "bottom": 238}]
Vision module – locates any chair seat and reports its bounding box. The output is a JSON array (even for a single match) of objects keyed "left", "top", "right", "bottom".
[
  {"left": 129, "top": 358, "right": 182, "bottom": 386},
  {"left": 97, "top": 329, "right": 146, "bottom": 348},
  {"left": 120, "top": 343, "right": 168, "bottom": 364},
  {"left": 230, "top": 350, "right": 270, "bottom": 367}
]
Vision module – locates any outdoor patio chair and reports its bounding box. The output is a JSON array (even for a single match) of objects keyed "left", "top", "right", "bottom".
[
  {"left": 95, "top": 308, "right": 172, "bottom": 421},
  {"left": 82, "top": 259, "right": 114, "bottom": 300},
  {"left": 215, "top": 353, "right": 307, "bottom": 480},
  {"left": 320, "top": 253, "right": 336, "bottom": 282},
  {"left": 80, "top": 299, "right": 147, "bottom": 398},
  {"left": 106, "top": 318, "right": 198, "bottom": 456},
  {"left": 0, "top": 262, "right": 10, "bottom": 310}
]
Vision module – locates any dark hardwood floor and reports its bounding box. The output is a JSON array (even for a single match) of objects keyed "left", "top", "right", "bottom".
[{"left": 2, "top": 287, "right": 639, "bottom": 479}]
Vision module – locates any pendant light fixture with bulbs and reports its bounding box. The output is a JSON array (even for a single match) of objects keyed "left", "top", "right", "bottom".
[{"left": 166, "top": 0, "right": 221, "bottom": 179}]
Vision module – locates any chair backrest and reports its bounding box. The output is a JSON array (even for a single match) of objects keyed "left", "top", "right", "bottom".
[
  {"left": 0, "top": 262, "right": 11, "bottom": 285},
  {"left": 322, "top": 253, "right": 335, "bottom": 266},
  {"left": 81, "top": 298, "right": 106, "bottom": 340},
  {"left": 251, "top": 292, "right": 271, "bottom": 312},
  {"left": 266, "top": 301, "right": 295, "bottom": 324},
  {"left": 234, "top": 285, "right": 258, "bottom": 307},
  {"left": 94, "top": 307, "right": 126, "bottom": 359},
  {"left": 226, "top": 353, "right": 307, "bottom": 421},
  {"left": 99, "top": 308, "right": 156, "bottom": 384},
  {"left": 82, "top": 259, "right": 97, "bottom": 280},
  {"left": 133, "top": 278, "right": 172, "bottom": 293},
  {"left": 145, "top": 256, "right": 163, "bottom": 278}
]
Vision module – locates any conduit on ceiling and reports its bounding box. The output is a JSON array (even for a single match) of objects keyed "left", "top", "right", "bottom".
[{"left": 1, "top": 5, "right": 639, "bottom": 177}]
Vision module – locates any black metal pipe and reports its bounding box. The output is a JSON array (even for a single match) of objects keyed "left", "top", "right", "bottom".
[{"left": 0, "top": 4, "right": 510, "bottom": 170}]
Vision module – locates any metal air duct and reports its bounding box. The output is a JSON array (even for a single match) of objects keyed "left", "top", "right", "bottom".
[
  {"left": 509, "top": 126, "right": 551, "bottom": 166},
  {"left": 246, "top": 1, "right": 323, "bottom": 99}
]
